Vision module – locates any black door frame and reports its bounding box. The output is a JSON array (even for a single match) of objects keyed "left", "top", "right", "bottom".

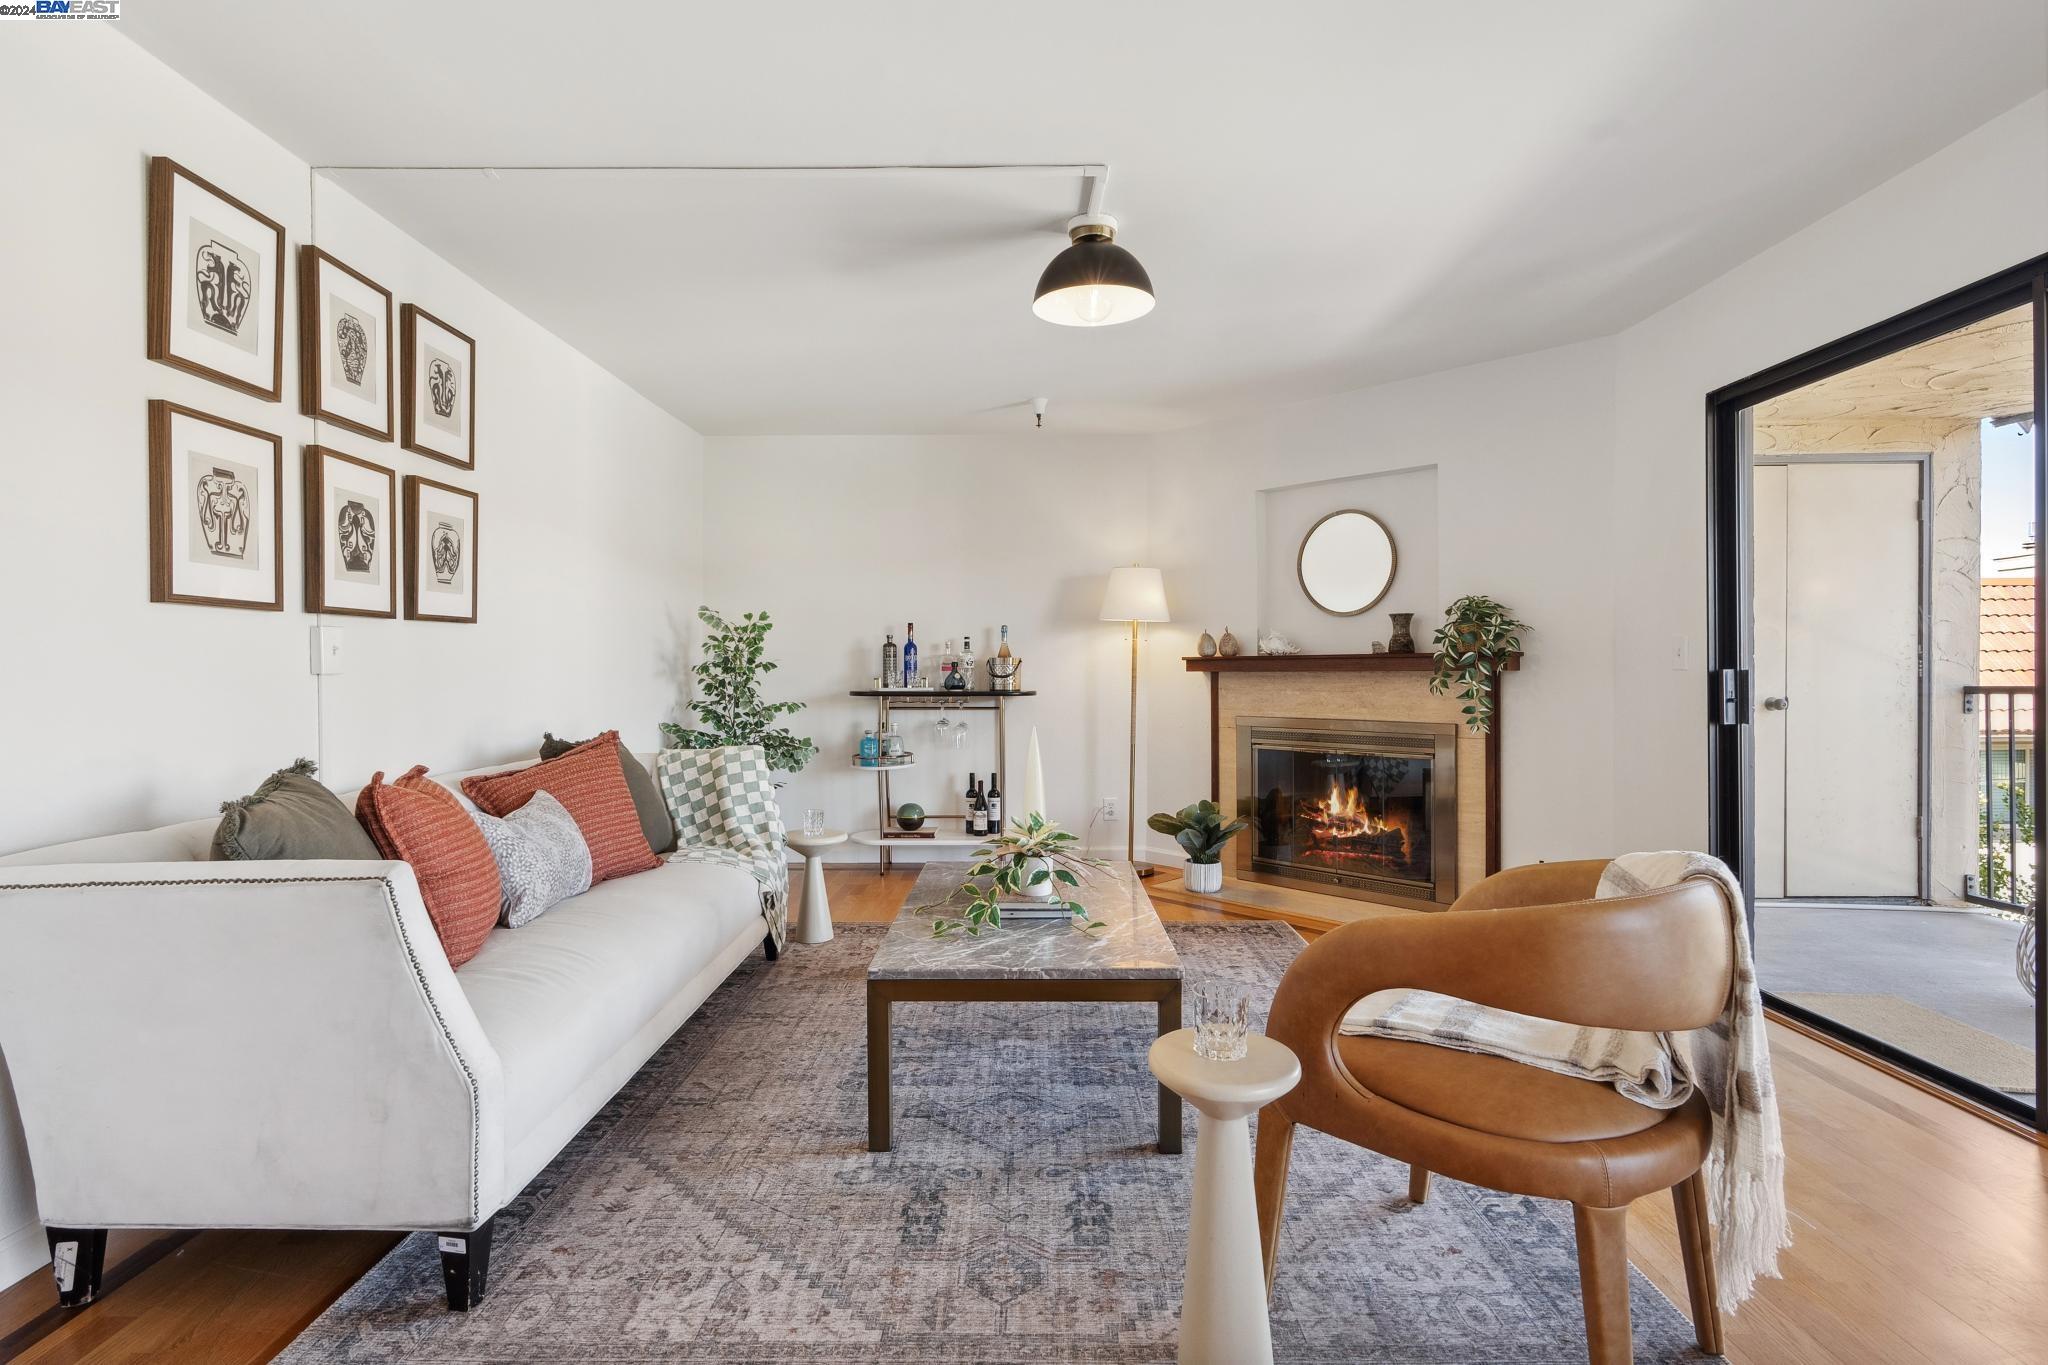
[{"left": 1705, "top": 253, "right": 2048, "bottom": 1129}]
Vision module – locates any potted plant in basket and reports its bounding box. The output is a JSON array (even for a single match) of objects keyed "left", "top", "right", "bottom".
[
  {"left": 929, "top": 813, "right": 1107, "bottom": 937},
  {"left": 661, "top": 607, "right": 818, "bottom": 776},
  {"left": 1148, "top": 800, "right": 1248, "bottom": 894}
]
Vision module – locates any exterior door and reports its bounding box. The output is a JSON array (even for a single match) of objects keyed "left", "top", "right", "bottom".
[{"left": 1752, "top": 459, "right": 1923, "bottom": 898}]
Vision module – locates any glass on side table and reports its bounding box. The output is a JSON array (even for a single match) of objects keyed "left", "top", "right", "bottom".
[{"left": 1193, "top": 982, "right": 1251, "bottom": 1061}]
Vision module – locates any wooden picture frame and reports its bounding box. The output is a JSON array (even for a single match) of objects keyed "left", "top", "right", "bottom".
[
  {"left": 146, "top": 157, "right": 286, "bottom": 401},
  {"left": 403, "top": 474, "right": 479, "bottom": 623},
  {"left": 304, "top": 445, "right": 397, "bottom": 618},
  {"left": 401, "top": 304, "right": 477, "bottom": 469},
  {"left": 298, "top": 246, "right": 394, "bottom": 441},
  {"left": 148, "top": 400, "right": 284, "bottom": 611}
]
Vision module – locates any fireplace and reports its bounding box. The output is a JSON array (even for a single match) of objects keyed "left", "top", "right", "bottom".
[{"left": 1233, "top": 715, "right": 1459, "bottom": 908}]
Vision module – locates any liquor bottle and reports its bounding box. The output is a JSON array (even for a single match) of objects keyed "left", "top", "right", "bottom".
[
  {"left": 902, "top": 622, "right": 919, "bottom": 688},
  {"left": 882, "top": 633, "right": 898, "bottom": 688},
  {"left": 959, "top": 633, "right": 977, "bottom": 690},
  {"left": 943, "top": 636, "right": 967, "bottom": 690},
  {"left": 860, "top": 728, "right": 879, "bottom": 762},
  {"left": 965, "top": 775, "right": 985, "bottom": 836},
  {"left": 985, "top": 771, "right": 1003, "bottom": 835}
]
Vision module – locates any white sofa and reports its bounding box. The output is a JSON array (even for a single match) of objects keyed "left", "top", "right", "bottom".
[{"left": 0, "top": 754, "right": 776, "bottom": 1310}]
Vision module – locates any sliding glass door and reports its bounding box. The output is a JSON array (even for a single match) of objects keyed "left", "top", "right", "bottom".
[{"left": 1707, "top": 259, "right": 2048, "bottom": 1128}]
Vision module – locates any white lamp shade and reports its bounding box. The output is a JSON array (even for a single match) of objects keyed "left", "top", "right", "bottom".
[{"left": 1100, "top": 565, "right": 1170, "bottom": 623}]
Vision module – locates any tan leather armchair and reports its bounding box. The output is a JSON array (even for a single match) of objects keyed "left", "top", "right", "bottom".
[{"left": 1255, "top": 860, "right": 1732, "bottom": 1362}]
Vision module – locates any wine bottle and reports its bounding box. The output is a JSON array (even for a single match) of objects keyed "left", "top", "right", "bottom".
[
  {"left": 882, "top": 633, "right": 898, "bottom": 688},
  {"left": 965, "top": 776, "right": 985, "bottom": 836},
  {"left": 902, "top": 622, "right": 918, "bottom": 688},
  {"left": 985, "top": 771, "right": 1003, "bottom": 835},
  {"left": 996, "top": 624, "right": 1012, "bottom": 663}
]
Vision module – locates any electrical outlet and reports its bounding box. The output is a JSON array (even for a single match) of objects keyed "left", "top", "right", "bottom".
[{"left": 1101, "top": 796, "right": 1120, "bottom": 821}]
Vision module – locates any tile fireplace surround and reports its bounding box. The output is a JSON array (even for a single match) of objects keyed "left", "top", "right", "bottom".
[{"left": 1185, "top": 653, "right": 1515, "bottom": 915}]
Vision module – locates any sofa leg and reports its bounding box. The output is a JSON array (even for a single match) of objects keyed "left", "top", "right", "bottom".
[
  {"left": 438, "top": 1216, "right": 494, "bottom": 1311},
  {"left": 762, "top": 932, "right": 781, "bottom": 962},
  {"left": 46, "top": 1227, "right": 108, "bottom": 1308}
]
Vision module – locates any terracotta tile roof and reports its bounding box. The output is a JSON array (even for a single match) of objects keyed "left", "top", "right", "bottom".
[{"left": 1979, "top": 576, "right": 2033, "bottom": 736}]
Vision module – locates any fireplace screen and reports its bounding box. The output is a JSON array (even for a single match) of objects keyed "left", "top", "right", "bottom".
[{"left": 1235, "top": 717, "right": 1458, "bottom": 907}]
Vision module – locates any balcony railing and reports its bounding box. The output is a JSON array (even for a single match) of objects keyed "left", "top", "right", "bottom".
[{"left": 1963, "top": 684, "right": 2037, "bottom": 914}]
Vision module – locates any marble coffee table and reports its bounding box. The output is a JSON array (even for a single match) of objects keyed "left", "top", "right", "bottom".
[{"left": 866, "top": 860, "right": 1183, "bottom": 1153}]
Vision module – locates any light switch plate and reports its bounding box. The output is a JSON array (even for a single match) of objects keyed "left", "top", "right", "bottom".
[{"left": 310, "top": 624, "right": 345, "bottom": 676}]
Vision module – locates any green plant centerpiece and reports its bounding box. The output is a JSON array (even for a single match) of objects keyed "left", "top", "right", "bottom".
[
  {"left": 929, "top": 813, "right": 1106, "bottom": 936},
  {"left": 1428, "top": 594, "right": 1526, "bottom": 735},
  {"left": 1146, "top": 801, "right": 1248, "bottom": 864},
  {"left": 660, "top": 607, "right": 819, "bottom": 774}
]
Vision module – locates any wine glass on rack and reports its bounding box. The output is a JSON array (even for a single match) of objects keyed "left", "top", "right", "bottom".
[
  {"left": 933, "top": 706, "right": 951, "bottom": 746},
  {"left": 950, "top": 712, "right": 970, "bottom": 750}
]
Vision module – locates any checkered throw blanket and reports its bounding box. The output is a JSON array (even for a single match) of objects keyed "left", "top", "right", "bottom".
[
  {"left": 655, "top": 745, "right": 788, "bottom": 951},
  {"left": 1340, "top": 851, "right": 1787, "bottom": 1311}
]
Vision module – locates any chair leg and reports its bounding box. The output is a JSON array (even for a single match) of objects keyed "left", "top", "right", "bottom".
[
  {"left": 45, "top": 1228, "right": 107, "bottom": 1308},
  {"left": 1252, "top": 1105, "right": 1296, "bottom": 1297},
  {"left": 1671, "top": 1172, "right": 1724, "bottom": 1355},
  {"left": 1571, "top": 1203, "right": 1632, "bottom": 1365},
  {"left": 1407, "top": 1165, "right": 1429, "bottom": 1204}
]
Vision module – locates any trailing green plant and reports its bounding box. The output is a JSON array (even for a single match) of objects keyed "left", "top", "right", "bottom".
[
  {"left": 1146, "top": 800, "right": 1248, "bottom": 865},
  {"left": 929, "top": 812, "right": 1107, "bottom": 936},
  {"left": 660, "top": 607, "right": 818, "bottom": 774},
  {"left": 1429, "top": 594, "right": 1526, "bottom": 735}
]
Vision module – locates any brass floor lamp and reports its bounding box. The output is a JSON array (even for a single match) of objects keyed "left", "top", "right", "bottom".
[{"left": 1099, "top": 566, "right": 1170, "bottom": 875}]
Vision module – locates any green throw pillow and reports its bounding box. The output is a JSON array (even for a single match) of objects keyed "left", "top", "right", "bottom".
[
  {"left": 539, "top": 733, "right": 679, "bottom": 854},
  {"left": 212, "top": 759, "right": 381, "bottom": 862}
]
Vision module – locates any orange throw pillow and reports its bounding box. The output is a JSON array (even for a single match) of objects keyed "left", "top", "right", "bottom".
[
  {"left": 461, "top": 731, "right": 659, "bottom": 885},
  {"left": 356, "top": 767, "right": 502, "bottom": 970}
]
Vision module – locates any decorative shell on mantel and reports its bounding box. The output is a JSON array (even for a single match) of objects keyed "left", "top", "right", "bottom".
[{"left": 1257, "top": 632, "right": 1301, "bottom": 656}]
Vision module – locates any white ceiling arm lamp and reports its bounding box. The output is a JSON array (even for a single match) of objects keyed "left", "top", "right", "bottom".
[{"left": 1033, "top": 167, "right": 1155, "bottom": 327}]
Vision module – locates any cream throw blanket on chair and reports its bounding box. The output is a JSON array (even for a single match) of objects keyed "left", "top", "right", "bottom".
[{"left": 1340, "top": 851, "right": 1789, "bottom": 1311}]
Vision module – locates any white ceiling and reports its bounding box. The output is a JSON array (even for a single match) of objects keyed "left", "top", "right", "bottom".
[{"left": 123, "top": 2, "right": 2047, "bottom": 436}]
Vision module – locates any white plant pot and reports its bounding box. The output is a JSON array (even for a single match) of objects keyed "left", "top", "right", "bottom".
[
  {"left": 1184, "top": 861, "right": 1223, "bottom": 894},
  {"left": 1021, "top": 855, "right": 1059, "bottom": 899}
]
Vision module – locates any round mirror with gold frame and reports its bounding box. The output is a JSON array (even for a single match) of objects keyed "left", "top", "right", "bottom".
[{"left": 1297, "top": 509, "right": 1397, "bottom": 616}]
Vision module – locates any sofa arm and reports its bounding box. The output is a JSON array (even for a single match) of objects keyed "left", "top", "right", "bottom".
[{"left": 0, "top": 860, "right": 504, "bottom": 1233}]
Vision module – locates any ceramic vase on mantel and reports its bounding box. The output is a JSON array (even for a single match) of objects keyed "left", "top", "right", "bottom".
[
  {"left": 1387, "top": 612, "right": 1416, "bottom": 655},
  {"left": 1184, "top": 860, "right": 1224, "bottom": 894}
]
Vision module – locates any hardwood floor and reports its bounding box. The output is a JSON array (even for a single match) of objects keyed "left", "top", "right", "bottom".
[{"left": 2, "top": 867, "right": 2042, "bottom": 1363}]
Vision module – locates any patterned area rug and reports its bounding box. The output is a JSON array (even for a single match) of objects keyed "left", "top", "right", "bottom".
[{"left": 279, "top": 923, "right": 1708, "bottom": 1363}]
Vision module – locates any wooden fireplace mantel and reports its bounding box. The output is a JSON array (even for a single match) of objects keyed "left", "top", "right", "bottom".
[
  {"left": 1187, "top": 651, "right": 1516, "bottom": 890},
  {"left": 1183, "top": 652, "right": 1521, "bottom": 673}
]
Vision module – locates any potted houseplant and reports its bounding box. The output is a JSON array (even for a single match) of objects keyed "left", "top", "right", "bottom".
[
  {"left": 1428, "top": 594, "right": 1526, "bottom": 735},
  {"left": 929, "top": 813, "right": 1106, "bottom": 936},
  {"left": 1148, "top": 800, "right": 1248, "bottom": 894},
  {"left": 661, "top": 607, "right": 818, "bottom": 775}
]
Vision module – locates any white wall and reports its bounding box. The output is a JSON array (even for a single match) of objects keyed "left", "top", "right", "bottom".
[
  {"left": 1257, "top": 466, "right": 1439, "bottom": 655},
  {"left": 702, "top": 436, "right": 1152, "bottom": 861},
  {"left": 1144, "top": 340, "right": 1622, "bottom": 867},
  {"left": 0, "top": 28, "right": 704, "bottom": 1286},
  {"left": 1606, "top": 92, "right": 2048, "bottom": 853}
]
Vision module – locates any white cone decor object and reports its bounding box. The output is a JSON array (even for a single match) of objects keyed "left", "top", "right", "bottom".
[{"left": 1022, "top": 728, "right": 1048, "bottom": 822}]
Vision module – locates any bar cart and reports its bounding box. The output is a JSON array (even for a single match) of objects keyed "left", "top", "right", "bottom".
[{"left": 848, "top": 687, "right": 1036, "bottom": 873}]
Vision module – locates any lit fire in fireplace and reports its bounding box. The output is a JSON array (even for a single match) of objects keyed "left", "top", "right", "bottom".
[{"left": 1305, "top": 777, "right": 1410, "bottom": 864}]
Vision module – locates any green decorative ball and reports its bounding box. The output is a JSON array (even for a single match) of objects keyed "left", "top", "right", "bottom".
[{"left": 895, "top": 803, "right": 926, "bottom": 831}]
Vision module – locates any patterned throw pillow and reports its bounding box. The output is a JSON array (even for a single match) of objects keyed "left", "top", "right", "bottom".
[
  {"left": 472, "top": 791, "right": 592, "bottom": 928},
  {"left": 355, "top": 766, "right": 502, "bottom": 969},
  {"left": 461, "top": 731, "right": 659, "bottom": 885}
]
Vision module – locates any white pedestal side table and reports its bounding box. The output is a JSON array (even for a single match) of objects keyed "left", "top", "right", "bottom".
[
  {"left": 785, "top": 829, "right": 847, "bottom": 944},
  {"left": 1148, "top": 1028, "right": 1301, "bottom": 1365}
]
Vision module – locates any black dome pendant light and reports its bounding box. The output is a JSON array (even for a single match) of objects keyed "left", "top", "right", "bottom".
[{"left": 1033, "top": 210, "right": 1155, "bottom": 327}]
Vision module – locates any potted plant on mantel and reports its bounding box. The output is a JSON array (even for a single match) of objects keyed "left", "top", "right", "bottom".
[
  {"left": 1428, "top": 594, "right": 1526, "bottom": 735},
  {"left": 1148, "top": 800, "right": 1249, "bottom": 894},
  {"left": 929, "top": 813, "right": 1107, "bottom": 936}
]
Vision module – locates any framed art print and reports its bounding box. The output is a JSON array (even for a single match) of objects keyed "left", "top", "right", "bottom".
[
  {"left": 148, "top": 400, "right": 284, "bottom": 611},
  {"left": 299, "top": 247, "right": 394, "bottom": 441},
  {"left": 401, "top": 304, "right": 476, "bottom": 469},
  {"left": 147, "top": 157, "right": 286, "bottom": 400},
  {"left": 404, "top": 475, "right": 478, "bottom": 623},
  {"left": 304, "top": 445, "right": 397, "bottom": 618}
]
